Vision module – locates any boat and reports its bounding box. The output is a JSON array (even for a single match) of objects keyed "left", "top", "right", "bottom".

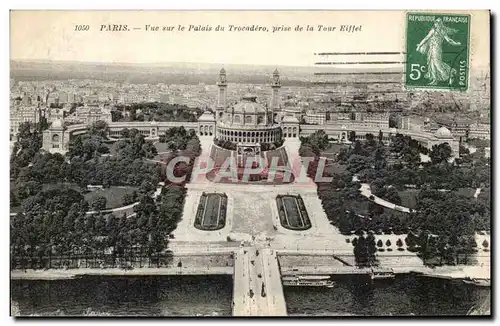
[
  {"left": 371, "top": 268, "right": 396, "bottom": 280},
  {"left": 463, "top": 277, "right": 490, "bottom": 287},
  {"left": 282, "top": 275, "right": 335, "bottom": 288}
]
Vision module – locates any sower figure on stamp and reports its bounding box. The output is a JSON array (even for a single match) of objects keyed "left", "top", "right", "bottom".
[{"left": 416, "top": 18, "right": 462, "bottom": 86}]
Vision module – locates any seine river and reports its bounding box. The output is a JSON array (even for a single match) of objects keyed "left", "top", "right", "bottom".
[{"left": 11, "top": 274, "right": 489, "bottom": 316}]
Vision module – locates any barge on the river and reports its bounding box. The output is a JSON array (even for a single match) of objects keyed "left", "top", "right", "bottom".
[{"left": 282, "top": 275, "right": 335, "bottom": 287}]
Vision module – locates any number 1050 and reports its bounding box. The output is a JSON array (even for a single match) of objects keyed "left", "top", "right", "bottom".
[{"left": 74, "top": 25, "right": 90, "bottom": 31}]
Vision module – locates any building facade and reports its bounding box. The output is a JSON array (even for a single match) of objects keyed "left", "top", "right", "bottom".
[
  {"left": 10, "top": 104, "right": 39, "bottom": 140},
  {"left": 304, "top": 110, "right": 326, "bottom": 125},
  {"left": 39, "top": 69, "right": 464, "bottom": 159},
  {"left": 468, "top": 121, "right": 490, "bottom": 140},
  {"left": 10, "top": 93, "right": 43, "bottom": 140},
  {"left": 214, "top": 69, "right": 283, "bottom": 147}
]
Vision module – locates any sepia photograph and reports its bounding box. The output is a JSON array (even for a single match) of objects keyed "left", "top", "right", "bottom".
[{"left": 8, "top": 9, "right": 491, "bottom": 317}]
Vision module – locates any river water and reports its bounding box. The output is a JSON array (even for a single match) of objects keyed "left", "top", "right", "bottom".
[
  {"left": 284, "top": 275, "right": 490, "bottom": 316},
  {"left": 11, "top": 274, "right": 489, "bottom": 316},
  {"left": 11, "top": 275, "right": 234, "bottom": 316}
]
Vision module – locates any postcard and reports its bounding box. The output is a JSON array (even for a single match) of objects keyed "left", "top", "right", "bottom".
[{"left": 10, "top": 10, "right": 491, "bottom": 317}]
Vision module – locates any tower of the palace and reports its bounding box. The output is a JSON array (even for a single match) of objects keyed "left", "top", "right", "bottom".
[
  {"left": 270, "top": 68, "right": 281, "bottom": 111},
  {"left": 216, "top": 67, "right": 227, "bottom": 121}
]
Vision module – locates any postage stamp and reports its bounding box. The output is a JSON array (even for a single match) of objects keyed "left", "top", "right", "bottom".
[{"left": 405, "top": 12, "right": 470, "bottom": 91}]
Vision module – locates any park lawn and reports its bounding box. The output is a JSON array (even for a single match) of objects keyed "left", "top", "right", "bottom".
[
  {"left": 346, "top": 197, "right": 370, "bottom": 216},
  {"left": 195, "top": 193, "right": 227, "bottom": 230},
  {"left": 282, "top": 196, "right": 304, "bottom": 228},
  {"left": 153, "top": 152, "right": 174, "bottom": 162},
  {"left": 11, "top": 183, "right": 84, "bottom": 213},
  {"left": 398, "top": 189, "right": 420, "bottom": 209},
  {"left": 455, "top": 187, "right": 477, "bottom": 198},
  {"left": 202, "top": 194, "right": 222, "bottom": 228},
  {"left": 154, "top": 141, "right": 171, "bottom": 153},
  {"left": 324, "top": 162, "right": 346, "bottom": 175},
  {"left": 42, "top": 182, "right": 81, "bottom": 192},
  {"left": 10, "top": 206, "right": 23, "bottom": 214},
  {"left": 84, "top": 186, "right": 138, "bottom": 209},
  {"left": 104, "top": 141, "right": 120, "bottom": 156},
  {"left": 321, "top": 143, "right": 347, "bottom": 156},
  {"left": 346, "top": 195, "right": 410, "bottom": 217},
  {"left": 468, "top": 138, "right": 490, "bottom": 150},
  {"left": 393, "top": 188, "right": 477, "bottom": 211},
  {"left": 319, "top": 143, "right": 347, "bottom": 176}
]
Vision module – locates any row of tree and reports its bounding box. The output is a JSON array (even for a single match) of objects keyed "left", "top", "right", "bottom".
[
  {"left": 11, "top": 121, "right": 202, "bottom": 269},
  {"left": 299, "top": 130, "right": 490, "bottom": 267},
  {"left": 160, "top": 127, "right": 200, "bottom": 152},
  {"left": 113, "top": 102, "right": 203, "bottom": 123},
  {"left": 10, "top": 184, "right": 186, "bottom": 270}
]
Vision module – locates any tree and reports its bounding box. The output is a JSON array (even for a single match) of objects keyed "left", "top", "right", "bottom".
[
  {"left": 111, "top": 111, "right": 123, "bottom": 122},
  {"left": 353, "top": 141, "right": 363, "bottom": 155},
  {"left": 10, "top": 190, "right": 19, "bottom": 207},
  {"left": 88, "top": 121, "right": 109, "bottom": 139},
  {"left": 366, "top": 233, "right": 377, "bottom": 265},
  {"left": 365, "top": 133, "right": 376, "bottom": 148},
  {"left": 139, "top": 180, "right": 156, "bottom": 195},
  {"left": 301, "top": 130, "right": 330, "bottom": 155},
  {"left": 11, "top": 187, "right": 89, "bottom": 269},
  {"left": 459, "top": 144, "right": 470, "bottom": 157},
  {"left": 371, "top": 178, "right": 386, "bottom": 197},
  {"left": 353, "top": 235, "right": 366, "bottom": 266},
  {"left": 482, "top": 239, "right": 489, "bottom": 249},
  {"left": 347, "top": 155, "right": 373, "bottom": 174},
  {"left": 94, "top": 214, "right": 106, "bottom": 235},
  {"left": 354, "top": 234, "right": 376, "bottom": 267},
  {"left": 348, "top": 131, "right": 356, "bottom": 142},
  {"left": 430, "top": 143, "right": 452, "bottom": 164},
  {"left": 373, "top": 147, "right": 385, "bottom": 162},
  {"left": 167, "top": 141, "right": 179, "bottom": 152},
  {"left": 120, "top": 128, "right": 130, "bottom": 139},
  {"left": 377, "top": 239, "right": 383, "bottom": 247},
  {"left": 10, "top": 122, "right": 43, "bottom": 179},
  {"left": 142, "top": 141, "right": 158, "bottom": 159},
  {"left": 122, "top": 193, "right": 136, "bottom": 206},
  {"left": 90, "top": 196, "right": 107, "bottom": 211},
  {"left": 385, "top": 239, "right": 391, "bottom": 247},
  {"left": 309, "top": 130, "right": 330, "bottom": 151},
  {"left": 384, "top": 187, "right": 402, "bottom": 205},
  {"left": 67, "top": 133, "right": 109, "bottom": 162}
]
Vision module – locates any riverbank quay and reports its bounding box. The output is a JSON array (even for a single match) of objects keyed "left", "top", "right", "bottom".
[
  {"left": 391, "top": 265, "right": 490, "bottom": 281},
  {"left": 11, "top": 255, "right": 488, "bottom": 282},
  {"left": 11, "top": 266, "right": 234, "bottom": 280}
]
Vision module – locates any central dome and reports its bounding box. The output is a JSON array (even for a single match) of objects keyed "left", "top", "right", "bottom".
[
  {"left": 241, "top": 93, "right": 257, "bottom": 101},
  {"left": 232, "top": 94, "right": 267, "bottom": 114},
  {"left": 435, "top": 126, "right": 452, "bottom": 138}
]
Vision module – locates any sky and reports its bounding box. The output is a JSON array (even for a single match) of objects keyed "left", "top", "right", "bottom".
[{"left": 10, "top": 10, "right": 490, "bottom": 69}]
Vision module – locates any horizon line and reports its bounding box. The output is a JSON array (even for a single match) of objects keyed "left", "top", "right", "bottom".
[
  {"left": 10, "top": 58, "right": 314, "bottom": 68},
  {"left": 10, "top": 59, "right": 490, "bottom": 74},
  {"left": 9, "top": 58, "right": 414, "bottom": 70}
]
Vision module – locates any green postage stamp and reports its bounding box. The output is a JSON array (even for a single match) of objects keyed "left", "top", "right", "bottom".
[{"left": 405, "top": 12, "right": 470, "bottom": 91}]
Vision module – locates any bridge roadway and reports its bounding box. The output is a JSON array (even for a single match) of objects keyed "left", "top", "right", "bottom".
[{"left": 233, "top": 247, "right": 287, "bottom": 316}]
